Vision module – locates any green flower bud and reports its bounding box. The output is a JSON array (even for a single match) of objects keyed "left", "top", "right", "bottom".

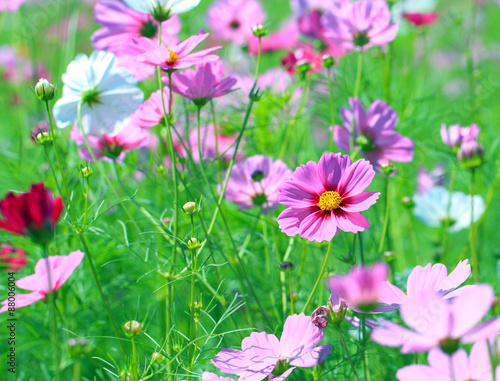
[
  {"left": 280, "top": 262, "right": 295, "bottom": 273},
  {"left": 80, "top": 166, "right": 93, "bottom": 178},
  {"left": 252, "top": 24, "right": 268, "bottom": 37},
  {"left": 151, "top": 352, "right": 166, "bottom": 364},
  {"left": 183, "top": 201, "right": 200, "bottom": 215},
  {"left": 322, "top": 54, "right": 335, "bottom": 68},
  {"left": 35, "top": 131, "right": 52, "bottom": 145},
  {"left": 123, "top": 320, "right": 142, "bottom": 337},
  {"left": 35, "top": 78, "right": 56, "bottom": 101},
  {"left": 186, "top": 238, "right": 202, "bottom": 250}
]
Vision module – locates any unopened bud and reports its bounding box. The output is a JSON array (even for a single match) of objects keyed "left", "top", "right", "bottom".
[
  {"left": 280, "top": 262, "right": 295, "bottom": 273},
  {"left": 311, "top": 306, "right": 330, "bottom": 329},
  {"left": 252, "top": 24, "right": 268, "bottom": 37},
  {"left": 296, "top": 60, "right": 313, "bottom": 75},
  {"left": 341, "top": 252, "right": 356, "bottom": 266},
  {"left": 123, "top": 320, "right": 142, "bottom": 337},
  {"left": 35, "top": 131, "right": 52, "bottom": 145},
  {"left": 156, "top": 164, "right": 166, "bottom": 175},
  {"left": 80, "top": 166, "right": 93, "bottom": 178},
  {"left": 383, "top": 251, "right": 397, "bottom": 263},
  {"left": 35, "top": 78, "right": 56, "bottom": 101},
  {"left": 249, "top": 86, "right": 263, "bottom": 102},
  {"left": 183, "top": 201, "right": 199, "bottom": 215},
  {"left": 457, "top": 140, "right": 484, "bottom": 169},
  {"left": 68, "top": 338, "right": 89, "bottom": 356},
  {"left": 186, "top": 237, "right": 202, "bottom": 250},
  {"left": 151, "top": 352, "right": 166, "bottom": 364},
  {"left": 380, "top": 162, "right": 397, "bottom": 176},
  {"left": 194, "top": 301, "right": 203, "bottom": 310},
  {"left": 322, "top": 54, "right": 335, "bottom": 68},
  {"left": 120, "top": 371, "right": 133, "bottom": 381},
  {"left": 401, "top": 196, "right": 414, "bottom": 208}
]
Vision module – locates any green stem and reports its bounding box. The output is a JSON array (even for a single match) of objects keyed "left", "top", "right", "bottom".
[
  {"left": 441, "top": 164, "right": 458, "bottom": 260},
  {"left": 354, "top": 51, "right": 363, "bottom": 98},
  {"left": 188, "top": 246, "right": 197, "bottom": 370},
  {"left": 262, "top": 217, "right": 282, "bottom": 322},
  {"left": 302, "top": 240, "right": 333, "bottom": 313},
  {"left": 337, "top": 326, "right": 360, "bottom": 381},
  {"left": 470, "top": 169, "right": 479, "bottom": 282},
  {"left": 287, "top": 273, "right": 294, "bottom": 315},
  {"left": 131, "top": 336, "right": 138, "bottom": 380},
  {"left": 210, "top": 100, "right": 222, "bottom": 184},
  {"left": 378, "top": 176, "right": 391, "bottom": 254}
]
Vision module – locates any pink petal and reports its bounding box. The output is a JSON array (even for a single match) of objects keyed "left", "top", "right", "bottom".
[
  {"left": 298, "top": 209, "right": 338, "bottom": 242},
  {"left": 340, "top": 191, "right": 380, "bottom": 212},
  {"left": 0, "top": 292, "right": 45, "bottom": 313},
  {"left": 277, "top": 206, "right": 319, "bottom": 237},
  {"left": 338, "top": 159, "right": 376, "bottom": 197},
  {"left": 332, "top": 210, "right": 370, "bottom": 233},
  {"left": 406, "top": 263, "right": 447, "bottom": 297},
  {"left": 317, "top": 152, "right": 351, "bottom": 191},
  {"left": 437, "top": 260, "right": 471, "bottom": 295}
]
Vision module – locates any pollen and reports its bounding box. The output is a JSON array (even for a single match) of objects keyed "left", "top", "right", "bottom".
[
  {"left": 318, "top": 191, "right": 342, "bottom": 211},
  {"left": 166, "top": 49, "right": 178, "bottom": 65}
]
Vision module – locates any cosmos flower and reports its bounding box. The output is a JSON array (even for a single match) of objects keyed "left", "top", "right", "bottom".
[
  {"left": 417, "top": 164, "right": 445, "bottom": 195},
  {"left": 53, "top": 50, "right": 144, "bottom": 137},
  {"left": 207, "top": 0, "right": 266, "bottom": 45},
  {"left": 183, "top": 373, "right": 235, "bottom": 381},
  {"left": 211, "top": 313, "right": 332, "bottom": 380},
  {"left": 92, "top": 0, "right": 181, "bottom": 54},
  {"left": 277, "top": 153, "right": 380, "bottom": 242},
  {"left": 224, "top": 155, "right": 292, "bottom": 214},
  {"left": 123, "top": 0, "right": 200, "bottom": 17},
  {"left": 0, "top": 251, "right": 84, "bottom": 313},
  {"left": 413, "top": 186, "right": 485, "bottom": 233},
  {"left": 131, "top": 88, "right": 172, "bottom": 128},
  {"left": 394, "top": 0, "right": 439, "bottom": 27},
  {"left": 377, "top": 260, "right": 474, "bottom": 312},
  {"left": 0, "top": 0, "right": 32, "bottom": 12},
  {"left": 0, "top": 244, "right": 28, "bottom": 272},
  {"left": 0, "top": 184, "right": 63, "bottom": 246},
  {"left": 441, "top": 123, "right": 480, "bottom": 149},
  {"left": 334, "top": 97, "right": 414, "bottom": 169},
  {"left": 371, "top": 285, "right": 500, "bottom": 354},
  {"left": 136, "top": 32, "right": 220, "bottom": 71},
  {"left": 323, "top": 0, "right": 398, "bottom": 52},
  {"left": 403, "top": 13, "right": 439, "bottom": 26}
]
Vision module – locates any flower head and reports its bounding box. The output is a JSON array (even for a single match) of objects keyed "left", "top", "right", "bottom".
[
  {"left": 0, "top": 184, "right": 63, "bottom": 245},
  {"left": 403, "top": 12, "right": 439, "bottom": 26},
  {"left": 211, "top": 313, "right": 331, "bottom": 380},
  {"left": 440, "top": 123, "right": 480, "bottom": 149},
  {"left": 277, "top": 153, "right": 380, "bottom": 242},
  {"left": 123, "top": 0, "right": 200, "bottom": 19},
  {"left": 0, "top": 251, "right": 84, "bottom": 313},
  {"left": 53, "top": 50, "right": 144, "bottom": 137},
  {"left": 131, "top": 88, "right": 172, "bottom": 128},
  {"left": 224, "top": 155, "right": 292, "bottom": 214},
  {"left": 334, "top": 98, "right": 414, "bottom": 169},
  {"left": 0, "top": 244, "right": 28, "bottom": 271},
  {"left": 323, "top": 0, "right": 398, "bottom": 52}
]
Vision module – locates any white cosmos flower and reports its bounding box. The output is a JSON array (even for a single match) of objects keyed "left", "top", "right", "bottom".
[
  {"left": 53, "top": 51, "right": 144, "bottom": 137},
  {"left": 413, "top": 186, "right": 485, "bottom": 233},
  {"left": 123, "top": 0, "right": 200, "bottom": 16}
]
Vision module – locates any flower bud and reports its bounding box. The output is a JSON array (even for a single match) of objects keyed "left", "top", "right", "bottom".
[
  {"left": 151, "top": 352, "right": 166, "bottom": 364},
  {"left": 252, "top": 24, "right": 268, "bottom": 37},
  {"left": 311, "top": 306, "right": 330, "bottom": 329},
  {"left": 80, "top": 166, "right": 93, "bottom": 178},
  {"left": 249, "top": 86, "right": 263, "bottom": 102},
  {"left": 280, "top": 262, "right": 295, "bottom": 273},
  {"left": 322, "top": 54, "right": 335, "bottom": 68},
  {"left": 119, "top": 371, "right": 133, "bottom": 381},
  {"left": 296, "top": 60, "right": 313, "bottom": 76},
  {"left": 34, "top": 131, "right": 52, "bottom": 145},
  {"left": 341, "top": 252, "right": 356, "bottom": 266},
  {"left": 183, "top": 201, "right": 199, "bottom": 215},
  {"left": 457, "top": 140, "right": 484, "bottom": 169},
  {"left": 383, "top": 251, "right": 397, "bottom": 263},
  {"left": 380, "top": 162, "right": 397, "bottom": 177},
  {"left": 156, "top": 164, "right": 166, "bottom": 175},
  {"left": 186, "top": 237, "right": 202, "bottom": 250},
  {"left": 35, "top": 78, "right": 56, "bottom": 101},
  {"left": 68, "top": 338, "right": 89, "bottom": 356},
  {"left": 123, "top": 320, "right": 142, "bottom": 337},
  {"left": 401, "top": 196, "right": 414, "bottom": 208}
]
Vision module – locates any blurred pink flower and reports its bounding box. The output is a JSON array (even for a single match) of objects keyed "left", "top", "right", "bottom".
[
  {"left": 328, "top": 262, "right": 389, "bottom": 312},
  {"left": 323, "top": 0, "right": 398, "bottom": 52},
  {"left": 207, "top": 0, "right": 266, "bottom": 45},
  {"left": 441, "top": 123, "right": 480, "bottom": 149},
  {"left": 396, "top": 341, "right": 497, "bottom": 381},
  {"left": 247, "top": 22, "right": 299, "bottom": 55},
  {"left": 224, "top": 155, "right": 292, "bottom": 214},
  {"left": 211, "top": 313, "right": 331, "bottom": 380},
  {"left": 0, "top": 244, "right": 28, "bottom": 272},
  {"left": 371, "top": 285, "right": 500, "bottom": 354},
  {"left": 131, "top": 88, "right": 172, "bottom": 128},
  {"left": 281, "top": 46, "right": 324, "bottom": 75},
  {"left": 277, "top": 153, "right": 380, "bottom": 242},
  {"left": 417, "top": 164, "right": 445, "bottom": 195},
  {"left": 167, "top": 61, "right": 238, "bottom": 106},
  {"left": 0, "top": 251, "right": 84, "bottom": 313},
  {"left": 71, "top": 119, "right": 151, "bottom": 162},
  {"left": 403, "top": 12, "right": 439, "bottom": 26},
  {"left": 0, "top": 45, "right": 48, "bottom": 85},
  {"left": 92, "top": 0, "right": 181, "bottom": 55},
  {"left": 334, "top": 98, "right": 414, "bottom": 169},
  {"left": 378, "top": 260, "right": 474, "bottom": 312},
  {"left": 137, "top": 32, "right": 220, "bottom": 71},
  {"left": 0, "top": 0, "right": 31, "bottom": 12}
]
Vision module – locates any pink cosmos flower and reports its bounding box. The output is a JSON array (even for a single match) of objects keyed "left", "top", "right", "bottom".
[
  {"left": 92, "top": 0, "right": 180, "bottom": 56},
  {"left": 417, "top": 164, "right": 445, "bottom": 195},
  {"left": 131, "top": 88, "right": 172, "bottom": 128},
  {"left": 277, "top": 153, "right": 380, "bottom": 242},
  {"left": 0, "top": 0, "right": 31, "bottom": 12},
  {"left": 327, "top": 262, "right": 389, "bottom": 312},
  {"left": 224, "top": 155, "right": 292, "bottom": 214},
  {"left": 136, "top": 32, "right": 221, "bottom": 71},
  {"left": 71, "top": 119, "right": 151, "bottom": 162},
  {"left": 371, "top": 285, "right": 500, "bottom": 354},
  {"left": 207, "top": 0, "right": 266, "bottom": 45},
  {"left": 211, "top": 313, "right": 332, "bottom": 380},
  {"left": 396, "top": 341, "right": 497, "bottom": 381},
  {"left": 281, "top": 46, "right": 324, "bottom": 75},
  {"left": 323, "top": 0, "right": 398, "bottom": 52},
  {"left": 334, "top": 98, "right": 414, "bottom": 169},
  {"left": 0, "top": 45, "right": 48, "bottom": 85},
  {"left": 377, "top": 260, "right": 474, "bottom": 312},
  {"left": 0, "top": 244, "right": 28, "bottom": 271},
  {"left": 403, "top": 12, "right": 439, "bottom": 26},
  {"left": 0, "top": 251, "right": 84, "bottom": 313},
  {"left": 167, "top": 61, "right": 238, "bottom": 106},
  {"left": 440, "top": 123, "right": 480, "bottom": 149},
  {"left": 183, "top": 373, "right": 234, "bottom": 381}
]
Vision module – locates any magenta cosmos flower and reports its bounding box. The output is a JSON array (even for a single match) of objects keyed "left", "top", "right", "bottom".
[
  {"left": 167, "top": 61, "right": 238, "bottom": 106},
  {"left": 212, "top": 313, "right": 331, "bottom": 380},
  {"left": 371, "top": 285, "right": 500, "bottom": 354},
  {"left": 277, "top": 153, "right": 380, "bottom": 242},
  {"left": 323, "top": 0, "right": 398, "bottom": 52},
  {"left": 417, "top": 163, "right": 445, "bottom": 195},
  {"left": 207, "top": 0, "right": 266, "bottom": 45},
  {"left": 334, "top": 98, "right": 414, "bottom": 169},
  {"left": 327, "top": 262, "right": 389, "bottom": 312},
  {"left": 136, "top": 32, "right": 220, "bottom": 71},
  {"left": 131, "top": 88, "right": 172, "bottom": 128},
  {"left": 403, "top": 12, "right": 439, "bottom": 27},
  {"left": 92, "top": 0, "right": 181, "bottom": 55},
  {"left": 377, "top": 260, "right": 474, "bottom": 312},
  {"left": 224, "top": 155, "right": 292, "bottom": 214},
  {"left": 0, "top": 251, "right": 84, "bottom": 313},
  {"left": 397, "top": 341, "right": 498, "bottom": 381},
  {"left": 440, "top": 123, "right": 480, "bottom": 149}
]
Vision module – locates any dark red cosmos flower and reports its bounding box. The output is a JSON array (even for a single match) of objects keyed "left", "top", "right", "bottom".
[
  {"left": 0, "top": 183, "right": 63, "bottom": 245},
  {"left": 403, "top": 13, "right": 439, "bottom": 27},
  {"left": 0, "top": 244, "right": 28, "bottom": 271}
]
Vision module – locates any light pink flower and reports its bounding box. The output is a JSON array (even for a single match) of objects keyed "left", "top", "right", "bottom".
[
  {"left": 440, "top": 123, "right": 480, "bottom": 149},
  {"left": 328, "top": 262, "right": 389, "bottom": 312},
  {"left": 334, "top": 97, "right": 414, "bottom": 168},
  {"left": 207, "top": 0, "right": 266, "bottom": 45},
  {"left": 131, "top": 88, "right": 172, "bottom": 128},
  {"left": 277, "top": 153, "right": 380, "bottom": 242},
  {"left": 224, "top": 155, "right": 292, "bottom": 214},
  {"left": 396, "top": 341, "right": 496, "bottom": 381},
  {"left": 211, "top": 313, "right": 331, "bottom": 380},
  {"left": 0, "top": 251, "right": 84, "bottom": 313},
  {"left": 71, "top": 119, "right": 151, "bottom": 162},
  {"left": 91, "top": 0, "right": 180, "bottom": 55},
  {"left": 371, "top": 285, "right": 500, "bottom": 354},
  {"left": 167, "top": 61, "right": 238, "bottom": 106},
  {"left": 417, "top": 164, "right": 445, "bottom": 195},
  {"left": 0, "top": 244, "right": 28, "bottom": 272},
  {"left": 377, "top": 260, "right": 474, "bottom": 312},
  {"left": 0, "top": 0, "right": 32, "bottom": 12},
  {"left": 136, "top": 32, "right": 221, "bottom": 71},
  {"left": 0, "top": 45, "right": 48, "bottom": 85},
  {"left": 323, "top": 0, "right": 398, "bottom": 52}
]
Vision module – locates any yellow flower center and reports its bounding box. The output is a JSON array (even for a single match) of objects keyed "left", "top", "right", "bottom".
[
  {"left": 318, "top": 191, "right": 342, "bottom": 211},
  {"left": 166, "top": 49, "right": 178, "bottom": 65}
]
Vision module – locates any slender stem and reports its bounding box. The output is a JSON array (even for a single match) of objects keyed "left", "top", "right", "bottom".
[
  {"left": 354, "top": 51, "right": 363, "bottom": 98},
  {"left": 337, "top": 326, "right": 360, "bottom": 381},
  {"left": 378, "top": 176, "right": 390, "bottom": 254},
  {"left": 302, "top": 240, "right": 333, "bottom": 313},
  {"left": 358, "top": 232, "right": 365, "bottom": 265},
  {"left": 131, "top": 336, "right": 138, "bottom": 380},
  {"left": 188, "top": 246, "right": 197, "bottom": 370},
  {"left": 210, "top": 100, "right": 222, "bottom": 184},
  {"left": 287, "top": 273, "right": 294, "bottom": 315},
  {"left": 262, "top": 217, "right": 282, "bottom": 321},
  {"left": 470, "top": 169, "right": 479, "bottom": 282},
  {"left": 441, "top": 164, "right": 458, "bottom": 259},
  {"left": 252, "top": 36, "right": 262, "bottom": 91},
  {"left": 296, "top": 240, "right": 308, "bottom": 289}
]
